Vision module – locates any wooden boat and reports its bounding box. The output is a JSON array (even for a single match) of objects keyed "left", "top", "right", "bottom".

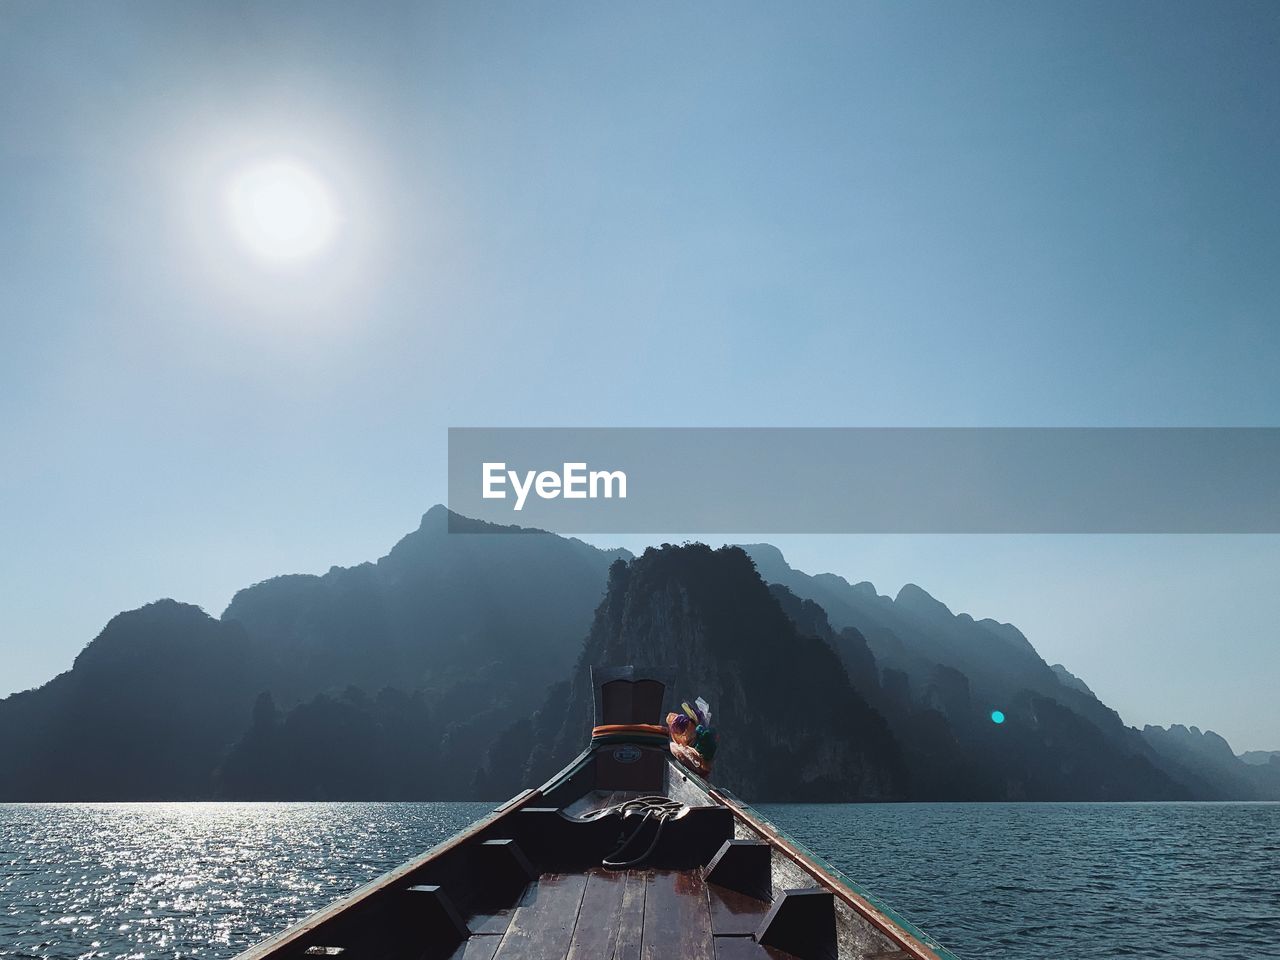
[{"left": 235, "top": 668, "right": 959, "bottom": 960}]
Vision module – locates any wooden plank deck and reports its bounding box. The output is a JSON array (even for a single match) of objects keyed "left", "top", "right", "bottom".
[
  {"left": 640, "top": 869, "right": 714, "bottom": 960},
  {"left": 490, "top": 873, "right": 588, "bottom": 960},
  {"left": 447, "top": 936, "right": 503, "bottom": 960},
  {"left": 612, "top": 870, "right": 646, "bottom": 960},
  {"left": 708, "top": 883, "right": 771, "bottom": 936},
  {"left": 462, "top": 868, "right": 766, "bottom": 960},
  {"left": 566, "top": 871, "right": 628, "bottom": 960}
]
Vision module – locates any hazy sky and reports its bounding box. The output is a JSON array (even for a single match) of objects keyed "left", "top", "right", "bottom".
[{"left": 2, "top": 2, "right": 1277, "bottom": 749}]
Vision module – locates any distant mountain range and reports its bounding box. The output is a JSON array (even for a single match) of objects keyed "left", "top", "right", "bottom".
[
  {"left": 0, "top": 506, "right": 1274, "bottom": 801},
  {"left": 0, "top": 507, "right": 624, "bottom": 800},
  {"left": 738, "top": 544, "right": 1279, "bottom": 801},
  {"left": 1240, "top": 750, "right": 1280, "bottom": 766}
]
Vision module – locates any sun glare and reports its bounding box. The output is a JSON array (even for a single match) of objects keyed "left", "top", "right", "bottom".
[{"left": 225, "top": 159, "right": 338, "bottom": 263}]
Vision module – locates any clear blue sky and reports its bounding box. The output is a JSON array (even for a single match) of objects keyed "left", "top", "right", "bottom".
[{"left": 1, "top": 2, "right": 1277, "bottom": 749}]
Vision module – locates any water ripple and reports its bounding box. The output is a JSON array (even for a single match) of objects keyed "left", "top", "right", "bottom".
[
  {"left": 2, "top": 802, "right": 1277, "bottom": 959},
  {"left": 760, "top": 801, "right": 1280, "bottom": 959}
]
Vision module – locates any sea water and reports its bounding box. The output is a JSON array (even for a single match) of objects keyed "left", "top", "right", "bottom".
[{"left": 1, "top": 801, "right": 1276, "bottom": 959}]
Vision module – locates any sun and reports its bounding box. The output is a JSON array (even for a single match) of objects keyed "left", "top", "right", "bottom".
[{"left": 225, "top": 159, "right": 338, "bottom": 263}]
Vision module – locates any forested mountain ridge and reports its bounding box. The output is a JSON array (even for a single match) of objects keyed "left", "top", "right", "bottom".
[
  {"left": 740, "top": 543, "right": 1279, "bottom": 801},
  {"left": 0, "top": 507, "right": 625, "bottom": 800},
  {"left": 0, "top": 509, "right": 1272, "bottom": 801},
  {"left": 478, "top": 545, "right": 907, "bottom": 801}
]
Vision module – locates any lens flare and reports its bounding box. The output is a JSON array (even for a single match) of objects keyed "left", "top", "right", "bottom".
[{"left": 990, "top": 710, "right": 1006, "bottom": 724}]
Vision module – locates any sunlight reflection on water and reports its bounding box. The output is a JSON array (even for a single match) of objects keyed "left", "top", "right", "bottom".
[{"left": 0, "top": 802, "right": 491, "bottom": 960}]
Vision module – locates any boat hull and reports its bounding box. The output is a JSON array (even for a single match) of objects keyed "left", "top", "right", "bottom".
[{"left": 234, "top": 672, "right": 958, "bottom": 960}]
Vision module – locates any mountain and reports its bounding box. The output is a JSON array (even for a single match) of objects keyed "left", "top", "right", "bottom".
[
  {"left": 1240, "top": 750, "right": 1280, "bottom": 766},
  {"left": 218, "top": 506, "right": 629, "bottom": 794},
  {"left": 743, "top": 547, "right": 1075, "bottom": 709},
  {"left": 223, "top": 505, "right": 627, "bottom": 698},
  {"left": 478, "top": 544, "right": 906, "bottom": 801},
  {"left": 1233, "top": 750, "right": 1280, "bottom": 797},
  {"left": 0, "top": 507, "right": 626, "bottom": 800},
  {"left": 0, "top": 600, "right": 257, "bottom": 800},
  {"left": 742, "top": 546, "right": 1051, "bottom": 702},
  {"left": 0, "top": 509, "right": 1270, "bottom": 801},
  {"left": 1051, "top": 663, "right": 1096, "bottom": 698},
  {"left": 745, "top": 543, "right": 1280, "bottom": 800},
  {"left": 1141, "top": 725, "right": 1280, "bottom": 800},
  {"left": 740, "top": 545, "right": 1208, "bottom": 800},
  {"left": 218, "top": 687, "right": 441, "bottom": 800}
]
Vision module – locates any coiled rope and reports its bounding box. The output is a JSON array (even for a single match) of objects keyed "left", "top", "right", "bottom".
[{"left": 579, "top": 795, "right": 686, "bottom": 869}]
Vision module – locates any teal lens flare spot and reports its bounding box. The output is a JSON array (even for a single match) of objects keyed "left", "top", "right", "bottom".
[{"left": 990, "top": 710, "right": 1005, "bottom": 724}]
